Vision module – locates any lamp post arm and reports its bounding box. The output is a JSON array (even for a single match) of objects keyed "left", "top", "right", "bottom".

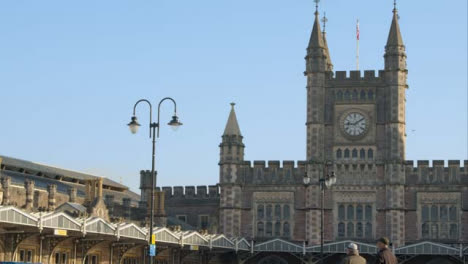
[
  {"left": 133, "top": 99, "right": 153, "bottom": 138},
  {"left": 156, "top": 97, "right": 178, "bottom": 138}
]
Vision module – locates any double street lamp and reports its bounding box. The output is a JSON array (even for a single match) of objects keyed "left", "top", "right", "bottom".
[
  {"left": 303, "top": 164, "right": 337, "bottom": 264},
  {"left": 127, "top": 97, "right": 182, "bottom": 264}
]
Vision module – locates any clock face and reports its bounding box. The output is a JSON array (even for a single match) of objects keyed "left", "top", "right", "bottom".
[{"left": 343, "top": 112, "right": 367, "bottom": 136}]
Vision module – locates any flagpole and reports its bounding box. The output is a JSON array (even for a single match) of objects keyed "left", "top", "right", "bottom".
[{"left": 356, "top": 19, "right": 359, "bottom": 70}]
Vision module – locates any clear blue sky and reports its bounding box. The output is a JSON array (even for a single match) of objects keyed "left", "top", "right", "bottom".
[{"left": 0, "top": 0, "right": 466, "bottom": 193}]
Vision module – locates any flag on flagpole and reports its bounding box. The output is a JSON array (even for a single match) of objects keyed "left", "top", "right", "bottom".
[{"left": 356, "top": 19, "right": 360, "bottom": 40}]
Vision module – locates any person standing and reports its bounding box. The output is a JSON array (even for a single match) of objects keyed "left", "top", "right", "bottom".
[
  {"left": 374, "top": 237, "right": 398, "bottom": 264},
  {"left": 342, "top": 243, "right": 366, "bottom": 264}
]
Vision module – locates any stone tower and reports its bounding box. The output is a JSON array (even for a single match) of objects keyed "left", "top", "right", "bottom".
[{"left": 218, "top": 103, "right": 244, "bottom": 237}]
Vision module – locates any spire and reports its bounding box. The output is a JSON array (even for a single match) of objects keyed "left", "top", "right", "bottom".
[
  {"left": 321, "top": 12, "right": 333, "bottom": 71},
  {"left": 308, "top": 8, "right": 325, "bottom": 49},
  {"left": 386, "top": 2, "right": 404, "bottom": 47},
  {"left": 223, "top": 103, "right": 241, "bottom": 136}
]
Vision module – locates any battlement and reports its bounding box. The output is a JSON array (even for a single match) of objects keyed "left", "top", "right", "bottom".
[
  {"left": 329, "top": 70, "right": 385, "bottom": 82},
  {"left": 160, "top": 185, "right": 220, "bottom": 199},
  {"left": 242, "top": 160, "right": 307, "bottom": 170},
  {"left": 404, "top": 160, "right": 468, "bottom": 184}
]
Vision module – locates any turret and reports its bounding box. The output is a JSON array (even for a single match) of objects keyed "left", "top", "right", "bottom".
[
  {"left": 384, "top": 6, "right": 406, "bottom": 71},
  {"left": 219, "top": 103, "right": 244, "bottom": 164}
]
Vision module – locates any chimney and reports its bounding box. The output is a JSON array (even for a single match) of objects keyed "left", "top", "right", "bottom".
[
  {"left": 47, "top": 184, "right": 57, "bottom": 211},
  {"left": 1, "top": 177, "right": 11, "bottom": 205},
  {"left": 24, "top": 179, "right": 35, "bottom": 210},
  {"left": 68, "top": 187, "right": 77, "bottom": 203}
]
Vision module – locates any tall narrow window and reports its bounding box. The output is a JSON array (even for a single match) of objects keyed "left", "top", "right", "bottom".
[
  {"left": 283, "top": 222, "right": 290, "bottom": 237},
  {"left": 440, "top": 206, "right": 448, "bottom": 221},
  {"left": 338, "top": 205, "right": 345, "bottom": 220},
  {"left": 266, "top": 222, "right": 273, "bottom": 236},
  {"left": 266, "top": 205, "right": 272, "bottom": 220},
  {"left": 347, "top": 205, "right": 354, "bottom": 220},
  {"left": 344, "top": 149, "right": 350, "bottom": 158},
  {"left": 431, "top": 206, "right": 439, "bottom": 221},
  {"left": 365, "top": 205, "right": 372, "bottom": 221},
  {"left": 347, "top": 222, "right": 354, "bottom": 237},
  {"left": 360, "top": 149, "right": 365, "bottom": 159},
  {"left": 352, "top": 149, "right": 358, "bottom": 158},
  {"left": 422, "top": 223, "right": 430, "bottom": 238},
  {"left": 421, "top": 206, "right": 429, "bottom": 221},
  {"left": 431, "top": 224, "right": 438, "bottom": 239},
  {"left": 344, "top": 91, "right": 351, "bottom": 100},
  {"left": 368, "top": 90, "right": 374, "bottom": 100},
  {"left": 338, "top": 222, "right": 345, "bottom": 238},
  {"left": 336, "top": 149, "right": 342, "bottom": 159},
  {"left": 356, "top": 222, "right": 363, "bottom": 237},
  {"left": 275, "top": 222, "right": 281, "bottom": 236},
  {"left": 356, "top": 205, "right": 363, "bottom": 220},
  {"left": 367, "top": 149, "right": 374, "bottom": 159},
  {"left": 274, "top": 205, "right": 281, "bottom": 220},
  {"left": 257, "top": 204, "right": 264, "bottom": 219},
  {"left": 360, "top": 90, "right": 366, "bottom": 100},
  {"left": 283, "top": 205, "right": 290, "bottom": 220},
  {"left": 450, "top": 224, "right": 458, "bottom": 239},
  {"left": 352, "top": 90, "right": 358, "bottom": 100},
  {"left": 365, "top": 222, "right": 373, "bottom": 238},
  {"left": 337, "top": 91, "right": 343, "bottom": 100},
  {"left": 449, "top": 206, "right": 457, "bottom": 221},
  {"left": 257, "top": 222, "right": 264, "bottom": 236}
]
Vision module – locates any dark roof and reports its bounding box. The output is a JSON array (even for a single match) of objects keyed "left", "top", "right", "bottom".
[{"left": 0, "top": 155, "right": 128, "bottom": 190}]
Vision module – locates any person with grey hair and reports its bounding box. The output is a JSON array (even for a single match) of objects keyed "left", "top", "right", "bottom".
[{"left": 342, "top": 243, "right": 366, "bottom": 264}]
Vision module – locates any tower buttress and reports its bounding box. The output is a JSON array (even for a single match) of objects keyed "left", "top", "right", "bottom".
[{"left": 219, "top": 103, "right": 244, "bottom": 237}]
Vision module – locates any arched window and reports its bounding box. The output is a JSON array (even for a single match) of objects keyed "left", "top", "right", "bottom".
[
  {"left": 338, "top": 205, "right": 345, "bottom": 220},
  {"left": 257, "top": 222, "right": 264, "bottom": 236},
  {"left": 360, "top": 90, "right": 366, "bottom": 100},
  {"left": 347, "top": 222, "right": 354, "bottom": 237},
  {"left": 337, "top": 91, "right": 343, "bottom": 100},
  {"left": 336, "top": 149, "right": 342, "bottom": 159},
  {"left": 266, "top": 222, "right": 273, "bottom": 236},
  {"left": 440, "top": 206, "right": 448, "bottom": 221},
  {"left": 422, "top": 223, "right": 430, "bottom": 238},
  {"left": 449, "top": 206, "right": 457, "bottom": 221},
  {"left": 450, "top": 224, "right": 458, "bottom": 239},
  {"left": 367, "top": 149, "right": 374, "bottom": 159},
  {"left": 274, "top": 205, "right": 281, "bottom": 220},
  {"left": 275, "top": 222, "right": 281, "bottom": 236},
  {"left": 431, "top": 206, "right": 438, "bottom": 221},
  {"left": 283, "top": 222, "right": 290, "bottom": 237},
  {"left": 356, "top": 205, "right": 363, "bottom": 220},
  {"left": 365, "top": 205, "right": 372, "bottom": 221},
  {"left": 344, "top": 149, "right": 350, "bottom": 158},
  {"left": 352, "top": 149, "right": 358, "bottom": 158},
  {"left": 356, "top": 222, "right": 363, "bottom": 237},
  {"left": 257, "top": 204, "right": 265, "bottom": 219},
  {"left": 283, "top": 205, "right": 290, "bottom": 220},
  {"left": 338, "top": 222, "right": 345, "bottom": 238},
  {"left": 440, "top": 223, "right": 448, "bottom": 239},
  {"left": 344, "top": 90, "right": 351, "bottom": 100},
  {"left": 360, "top": 149, "right": 365, "bottom": 159},
  {"left": 431, "top": 224, "right": 438, "bottom": 238},
  {"left": 352, "top": 90, "right": 358, "bottom": 100},
  {"left": 347, "top": 205, "right": 354, "bottom": 220},
  {"left": 365, "top": 222, "right": 373, "bottom": 238},
  {"left": 266, "top": 205, "right": 272, "bottom": 219},
  {"left": 368, "top": 90, "right": 374, "bottom": 100},
  {"left": 421, "top": 206, "right": 429, "bottom": 221}
]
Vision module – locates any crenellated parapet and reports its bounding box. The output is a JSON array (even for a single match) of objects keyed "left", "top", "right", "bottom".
[
  {"left": 404, "top": 160, "right": 467, "bottom": 185},
  {"left": 236, "top": 160, "right": 308, "bottom": 185},
  {"left": 161, "top": 185, "right": 220, "bottom": 200},
  {"left": 328, "top": 70, "right": 385, "bottom": 83}
]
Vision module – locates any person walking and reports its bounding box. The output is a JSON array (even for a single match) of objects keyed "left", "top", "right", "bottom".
[
  {"left": 374, "top": 237, "right": 398, "bottom": 264},
  {"left": 342, "top": 243, "right": 366, "bottom": 264}
]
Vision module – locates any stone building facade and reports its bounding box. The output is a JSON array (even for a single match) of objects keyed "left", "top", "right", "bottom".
[{"left": 160, "top": 4, "right": 468, "bottom": 261}]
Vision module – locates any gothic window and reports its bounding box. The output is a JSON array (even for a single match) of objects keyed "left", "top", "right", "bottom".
[
  {"left": 365, "top": 205, "right": 372, "bottom": 221},
  {"left": 337, "top": 90, "right": 343, "bottom": 100},
  {"left": 450, "top": 224, "right": 458, "bottom": 239},
  {"left": 275, "top": 205, "right": 281, "bottom": 220},
  {"left": 344, "top": 149, "right": 350, "bottom": 158},
  {"left": 421, "top": 206, "right": 429, "bottom": 221},
  {"left": 360, "top": 149, "right": 365, "bottom": 159},
  {"left": 440, "top": 223, "right": 448, "bottom": 239},
  {"left": 356, "top": 222, "right": 363, "bottom": 237},
  {"left": 347, "top": 205, "right": 354, "bottom": 220},
  {"left": 449, "top": 206, "right": 457, "bottom": 221},
  {"left": 266, "top": 205, "right": 272, "bottom": 220},
  {"left": 338, "top": 205, "right": 345, "bottom": 220},
  {"left": 283, "top": 222, "right": 290, "bottom": 237},
  {"left": 367, "top": 149, "right": 374, "bottom": 159},
  {"left": 360, "top": 90, "right": 366, "bottom": 100},
  {"left": 266, "top": 222, "right": 273, "bottom": 236},
  {"left": 344, "top": 90, "right": 351, "bottom": 100},
  {"left": 275, "top": 222, "right": 281, "bottom": 236},
  {"left": 257, "top": 222, "right": 264, "bottom": 236},
  {"left": 365, "top": 222, "right": 373, "bottom": 238},
  {"left": 258, "top": 205, "right": 264, "bottom": 219},
  {"left": 347, "top": 222, "right": 354, "bottom": 237},
  {"left": 352, "top": 149, "right": 358, "bottom": 158},
  {"left": 338, "top": 222, "right": 345, "bottom": 238},
  {"left": 352, "top": 90, "right": 358, "bottom": 100},
  {"left": 440, "top": 206, "right": 448, "bottom": 221},
  {"left": 283, "top": 205, "right": 290, "bottom": 220},
  {"left": 431, "top": 205, "right": 438, "bottom": 221},
  {"left": 336, "top": 149, "right": 342, "bottom": 159},
  {"left": 422, "top": 223, "right": 430, "bottom": 238},
  {"left": 368, "top": 90, "right": 374, "bottom": 100},
  {"left": 356, "top": 205, "right": 363, "bottom": 220}
]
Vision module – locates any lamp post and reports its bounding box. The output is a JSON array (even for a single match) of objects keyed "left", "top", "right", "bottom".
[
  {"left": 303, "top": 164, "right": 336, "bottom": 264},
  {"left": 127, "top": 97, "right": 182, "bottom": 264}
]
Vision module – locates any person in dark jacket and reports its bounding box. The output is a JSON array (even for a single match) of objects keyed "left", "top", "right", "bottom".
[
  {"left": 342, "top": 243, "right": 366, "bottom": 264},
  {"left": 374, "top": 237, "right": 398, "bottom": 264}
]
